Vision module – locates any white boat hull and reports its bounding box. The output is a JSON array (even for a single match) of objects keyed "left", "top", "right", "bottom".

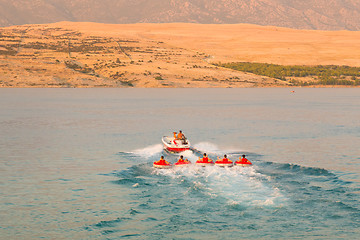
[{"left": 162, "top": 136, "right": 190, "bottom": 153}]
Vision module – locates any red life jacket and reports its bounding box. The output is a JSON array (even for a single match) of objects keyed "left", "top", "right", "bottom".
[
  {"left": 197, "top": 157, "right": 210, "bottom": 163},
  {"left": 239, "top": 158, "right": 249, "bottom": 164}
]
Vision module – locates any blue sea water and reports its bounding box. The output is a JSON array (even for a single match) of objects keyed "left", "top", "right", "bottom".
[{"left": 0, "top": 88, "right": 359, "bottom": 239}]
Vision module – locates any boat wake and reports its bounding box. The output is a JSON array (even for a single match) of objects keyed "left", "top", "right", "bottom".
[
  {"left": 117, "top": 142, "right": 283, "bottom": 208},
  {"left": 131, "top": 144, "right": 163, "bottom": 158},
  {"left": 92, "top": 142, "right": 360, "bottom": 239},
  {"left": 192, "top": 142, "right": 221, "bottom": 154},
  {"left": 152, "top": 165, "right": 283, "bottom": 207},
  {"left": 118, "top": 144, "right": 163, "bottom": 161}
]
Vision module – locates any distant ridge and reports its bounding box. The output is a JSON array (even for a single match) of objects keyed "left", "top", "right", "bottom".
[{"left": 1, "top": 0, "right": 360, "bottom": 30}]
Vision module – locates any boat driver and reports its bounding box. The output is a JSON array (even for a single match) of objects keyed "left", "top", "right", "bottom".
[{"left": 177, "top": 130, "right": 187, "bottom": 144}]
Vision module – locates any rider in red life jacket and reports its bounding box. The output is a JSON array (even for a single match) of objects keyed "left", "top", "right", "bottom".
[
  {"left": 155, "top": 156, "right": 170, "bottom": 165},
  {"left": 237, "top": 154, "right": 252, "bottom": 164},
  {"left": 197, "top": 153, "right": 213, "bottom": 163},
  {"left": 217, "top": 154, "right": 232, "bottom": 163},
  {"left": 177, "top": 155, "right": 190, "bottom": 164}
]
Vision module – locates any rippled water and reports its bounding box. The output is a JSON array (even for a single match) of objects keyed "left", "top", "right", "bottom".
[{"left": 0, "top": 88, "right": 359, "bottom": 239}]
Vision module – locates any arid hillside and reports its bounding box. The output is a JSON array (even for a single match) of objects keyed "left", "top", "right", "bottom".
[
  {"left": 1, "top": 22, "right": 360, "bottom": 88},
  {"left": 1, "top": 0, "right": 360, "bottom": 30}
]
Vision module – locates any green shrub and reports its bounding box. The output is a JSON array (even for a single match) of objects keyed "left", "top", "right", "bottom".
[{"left": 216, "top": 62, "right": 360, "bottom": 86}]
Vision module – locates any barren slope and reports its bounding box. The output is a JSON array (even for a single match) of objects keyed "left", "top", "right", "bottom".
[{"left": 1, "top": 22, "right": 360, "bottom": 88}]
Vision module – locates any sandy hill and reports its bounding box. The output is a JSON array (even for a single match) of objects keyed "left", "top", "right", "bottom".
[
  {"left": 1, "top": 22, "right": 360, "bottom": 88},
  {"left": 1, "top": 0, "right": 360, "bottom": 30}
]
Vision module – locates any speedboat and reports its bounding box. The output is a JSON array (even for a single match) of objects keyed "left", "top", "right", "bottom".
[{"left": 162, "top": 136, "right": 190, "bottom": 153}]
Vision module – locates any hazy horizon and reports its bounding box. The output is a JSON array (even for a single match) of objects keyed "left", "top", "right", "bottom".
[{"left": 1, "top": 0, "right": 360, "bottom": 30}]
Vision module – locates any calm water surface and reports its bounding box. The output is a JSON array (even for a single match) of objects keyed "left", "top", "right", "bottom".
[{"left": 0, "top": 88, "right": 359, "bottom": 239}]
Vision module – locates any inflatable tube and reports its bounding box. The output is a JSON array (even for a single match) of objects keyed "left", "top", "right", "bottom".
[
  {"left": 234, "top": 162, "right": 252, "bottom": 167},
  {"left": 174, "top": 161, "right": 191, "bottom": 167},
  {"left": 153, "top": 162, "right": 172, "bottom": 169},
  {"left": 195, "top": 160, "right": 214, "bottom": 167},
  {"left": 215, "top": 161, "right": 233, "bottom": 167}
]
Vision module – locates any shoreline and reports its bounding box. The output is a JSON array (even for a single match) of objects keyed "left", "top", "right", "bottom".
[{"left": 1, "top": 85, "right": 359, "bottom": 89}]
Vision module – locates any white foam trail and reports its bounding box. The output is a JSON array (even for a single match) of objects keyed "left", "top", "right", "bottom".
[
  {"left": 139, "top": 142, "right": 285, "bottom": 207},
  {"left": 177, "top": 150, "right": 199, "bottom": 162},
  {"left": 193, "top": 142, "right": 221, "bottom": 154},
  {"left": 193, "top": 142, "right": 248, "bottom": 158},
  {"left": 152, "top": 164, "right": 285, "bottom": 207},
  {"left": 131, "top": 144, "right": 163, "bottom": 158}
]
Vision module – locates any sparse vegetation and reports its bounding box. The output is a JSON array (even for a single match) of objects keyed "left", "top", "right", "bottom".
[
  {"left": 2, "top": 23, "right": 359, "bottom": 88},
  {"left": 110, "top": 72, "right": 125, "bottom": 79},
  {"left": 64, "top": 60, "right": 95, "bottom": 74},
  {"left": 216, "top": 62, "right": 360, "bottom": 86},
  {"left": 0, "top": 45, "right": 17, "bottom": 55}
]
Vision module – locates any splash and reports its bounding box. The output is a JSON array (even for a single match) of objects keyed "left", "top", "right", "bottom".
[
  {"left": 193, "top": 142, "right": 248, "bottom": 154},
  {"left": 131, "top": 144, "right": 163, "bottom": 158},
  {"left": 107, "top": 142, "right": 360, "bottom": 240},
  {"left": 117, "top": 142, "right": 356, "bottom": 212},
  {"left": 193, "top": 142, "right": 221, "bottom": 154},
  {"left": 173, "top": 150, "right": 199, "bottom": 162},
  {"left": 151, "top": 164, "right": 285, "bottom": 208}
]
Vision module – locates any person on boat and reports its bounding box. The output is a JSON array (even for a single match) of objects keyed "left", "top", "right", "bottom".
[
  {"left": 155, "top": 156, "right": 170, "bottom": 165},
  {"left": 197, "top": 153, "right": 213, "bottom": 163},
  {"left": 217, "top": 154, "right": 232, "bottom": 163},
  {"left": 177, "top": 130, "right": 185, "bottom": 139},
  {"left": 177, "top": 130, "right": 187, "bottom": 144},
  {"left": 176, "top": 155, "right": 190, "bottom": 164},
  {"left": 237, "top": 155, "right": 252, "bottom": 164}
]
